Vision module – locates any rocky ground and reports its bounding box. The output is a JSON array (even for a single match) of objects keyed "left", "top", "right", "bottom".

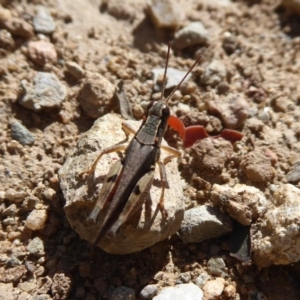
[{"left": 1, "top": 0, "right": 300, "bottom": 299}]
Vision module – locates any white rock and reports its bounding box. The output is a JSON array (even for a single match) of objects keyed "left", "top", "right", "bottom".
[
  {"left": 59, "top": 113, "right": 184, "bottom": 254},
  {"left": 25, "top": 209, "right": 47, "bottom": 230},
  {"left": 153, "top": 283, "right": 203, "bottom": 300}
]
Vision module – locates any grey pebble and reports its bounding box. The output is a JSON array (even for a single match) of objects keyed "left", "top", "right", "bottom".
[
  {"left": 6, "top": 256, "right": 22, "bottom": 268},
  {"left": 11, "top": 121, "right": 35, "bottom": 145},
  {"left": 20, "top": 72, "right": 67, "bottom": 112},
  {"left": 140, "top": 284, "right": 158, "bottom": 299},
  {"left": 27, "top": 237, "right": 44, "bottom": 256},
  {"left": 201, "top": 60, "right": 226, "bottom": 87},
  {"left": 153, "top": 283, "right": 203, "bottom": 300},
  {"left": 195, "top": 272, "right": 210, "bottom": 288},
  {"left": 110, "top": 286, "right": 136, "bottom": 300},
  {"left": 2, "top": 217, "right": 16, "bottom": 226},
  {"left": 173, "top": 22, "right": 209, "bottom": 49},
  {"left": 207, "top": 257, "right": 226, "bottom": 276},
  {"left": 286, "top": 161, "right": 300, "bottom": 183},
  {"left": 178, "top": 205, "right": 232, "bottom": 243},
  {"left": 33, "top": 6, "right": 56, "bottom": 34}
]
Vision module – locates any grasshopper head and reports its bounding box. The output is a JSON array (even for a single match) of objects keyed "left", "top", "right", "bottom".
[{"left": 146, "top": 100, "right": 170, "bottom": 120}]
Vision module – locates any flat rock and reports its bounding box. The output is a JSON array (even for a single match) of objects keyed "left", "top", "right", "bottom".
[
  {"left": 19, "top": 72, "right": 67, "bottom": 112},
  {"left": 59, "top": 113, "right": 184, "bottom": 254},
  {"left": 178, "top": 205, "right": 232, "bottom": 243}
]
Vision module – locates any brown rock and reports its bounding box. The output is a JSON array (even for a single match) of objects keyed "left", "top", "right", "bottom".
[
  {"left": 28, "top": 40, "right": 57, "bottom": 66},
  {"left": 240, "top": 149, "right": 274, "bottom": 182}
]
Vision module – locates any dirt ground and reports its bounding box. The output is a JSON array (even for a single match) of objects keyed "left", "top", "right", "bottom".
[{"left": 1, "top": 0, "right": 300, "bottom": 299}]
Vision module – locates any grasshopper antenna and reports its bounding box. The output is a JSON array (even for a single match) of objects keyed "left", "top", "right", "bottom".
[
  {"left": 161, "top": 42, "right": 172, "bottom": 102},
  {"left": 164, "top": 51, "right": 202, "bottom": 104}
]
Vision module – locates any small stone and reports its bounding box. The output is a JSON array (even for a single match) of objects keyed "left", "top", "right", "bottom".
[
  {"left": 65, "top": 61, "right": 85, "bottom": 79},
  {"left": 6, "top": 256, "right": 22, "bottom": 268},
  {"left": 27, "top": 237, "right": 44, "bottom": 256},
  {"left": 202, "top": 278, "right": 225, "bottom": 300},
  {"left": 147, "top": 0, "right": 184, "bottom": 29},
  {"left": 20, "top": 72, "right": 67, "bottom": 112},
  {"left": 201, "top": 60, "right": 226, "bottom": 87},
  {"left": 195, "top": 273, "right": 210, "bottom": 288},
  {"left": 43, "top": 188, "right": 56, "bottom": 200},
  {"left": 2, "top": 217, "right": 16, "bottom": 226},
  {"left": 207, "top": 94, "right": 249, "bottom": 129},
  {"left": 179, "top": 272, "right": 191, "bottom": 283},
  {"left": 192, "top": 138, "right": 233, "bottom": 172},
  {"left": 18, "top": 282, "right": 36, "bottom": 292},
  {"left": 240, "top": 149, "right": 274, "bottom": 183},
  {"left": 224, "top": 284, "right": 236, "bottom": 297},
  {"left": 140, "top": 284, "right": 158, "bottom": 299},
  {"left": 77, "top": 73, "right": 114, "bottom": 118},
  {"left": 222, "top": 31, "right": 239, "bottom": 55},
  {"left": 33, "top": 6, "right": 56, "bottom": 34},
  {"left": 28, "top": 40, "right": 57, "bottom": 66},
  {"left": 3, "top": 17, "right": 34, "bottom": 38},
  {"left": 25, "top": 209, "right": 47, "bottom": 230},
  {"left": 10, "top": 121, "right": 35, "bottom": 145},
  {"left": 286, "top": 161, "right": 300, "bottom": 183},
  {"left": 51, "top": 272, "right": 72, "bottom": 300},
  {"left": 110, "top": 286, "right": 136, "bottom": 300},
  {"left": 2, "top": 204, "right": 18, "bottom": 217},
  {"left": 173, "top": 22, "right": 209, "bottom": 49},
  {"left": 5, "top": 189, "right": 28, "bottom": 202},
  {"left": 0, "top": 29, "right": 15, "bottom": 50},
  {"left": 131, "top": 104, "right": 144, "bottom": 119},
  {"left": 153, "top": 283, "right": 203, "bottom": 300},
  {"left": 207, "top": 257, "right": 226, "bottom": 276},
  {"left": 152, "top": 68, "right": 191, "bottom": 92},
  {"left": 178, "top": 205, "right": 232, "bottom": 243}
]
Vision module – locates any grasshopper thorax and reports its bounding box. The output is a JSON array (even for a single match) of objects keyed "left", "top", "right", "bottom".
[{"left": 135, "top": 100, "right": 170, "bottom": 146}]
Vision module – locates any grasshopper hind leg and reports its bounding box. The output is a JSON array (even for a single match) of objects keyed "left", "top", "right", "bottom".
[{"left": 106, "top": 169, "right": 155, "bottom": 238}]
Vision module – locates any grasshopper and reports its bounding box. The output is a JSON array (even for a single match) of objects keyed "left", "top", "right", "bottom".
[{"left": 83, "top": 45, "right": 201, "bottom": 246}]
